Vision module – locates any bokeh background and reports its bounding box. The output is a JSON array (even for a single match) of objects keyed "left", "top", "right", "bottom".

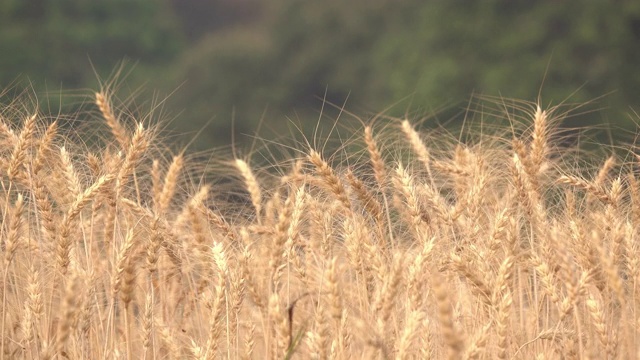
[{"left": 2, "top": 0, "right": 640, "bottom": 150}]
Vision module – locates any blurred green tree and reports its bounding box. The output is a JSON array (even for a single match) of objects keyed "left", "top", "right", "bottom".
[
  {"left": 169, "top": 0, "right": 640, "bottom": 149},
  {"left": 0, "top": 0, "right": 183, "bottom": 91},
  {"left": 2, "top": 0, "right": 640, "bottom": 149}
]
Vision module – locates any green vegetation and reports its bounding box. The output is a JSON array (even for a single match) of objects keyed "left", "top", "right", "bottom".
[{"left": 2, "top": 1, "right": 640, "bottom": 148}]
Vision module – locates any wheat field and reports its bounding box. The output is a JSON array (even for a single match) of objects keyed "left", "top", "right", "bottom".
[{"left": 0, "top": 89, "right": 638, "bottom": 359}]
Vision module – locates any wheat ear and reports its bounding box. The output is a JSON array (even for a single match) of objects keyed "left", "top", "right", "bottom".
[
  {"left": 393, "top": 162, "right": 429, "bottom": 234},
  {"left": 401, "top": 119, "right": 435, "bottom": 186},
  {"left": 3, "top": 194, "right": 24, "bottom": 267},
  {"left": 57, "top": 174, "right": 115, "bottom": 271},
  {"left": 433, "top": 271, "right": 463, "bottom": 360},
  {"left": 586, "top": 294, "right": 613, "bottom": 357},
  {"left": 7, "top": 113, "right": 36, "bottom": 181},
  {"left": 235, "top": 158, "right": 263, "bottom": 223},
  {"left": 96, "top": 91, "right": 129, "bottom": 149},
  {"left": 396, "top": 310, "right": 425, "bottom": 360},
  {"left": 32, "top": 120, "right": 58, "bottom": 175},
  {"left": 364, "top": 125, "right": 387, "bottom": 186},
  {"left": 308, "top": 149, "right": 351, "bottom": 210},
  {"left": 59, "top": 146, "right": 81, "bottom": 199},
  {"left": 157, "top": 153, "right": 183, "bottom": 213},
  {"left": 117, "top": 122, "right": 149, "bottom": 190},
  {"left": 528, "top": 105, "right": 548, "bottom": 175},
  {"left": 142, "top": 293, "right": 154, "bottom": 357},
  {"left": 558, "top": 175, "right": 612, "bottom": 205},
  {"left": 56, "top": 271, "right": 83, "bottom": 356},
  {"left": 345, "top": 170, "right": 383, "bottom": 223}
]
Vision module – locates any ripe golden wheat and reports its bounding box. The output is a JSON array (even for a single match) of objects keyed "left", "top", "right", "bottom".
[{"left": 0, "top": 89, "right": 638, "bottom": 359}]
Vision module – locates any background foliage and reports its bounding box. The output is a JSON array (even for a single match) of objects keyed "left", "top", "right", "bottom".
[{"left": 2, "top": 0, "right": 640, "bottom": 149}]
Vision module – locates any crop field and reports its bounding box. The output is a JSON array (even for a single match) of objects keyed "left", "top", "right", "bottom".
[{"left": 0, "top": 89, "right": 638, "bottom": 359}]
